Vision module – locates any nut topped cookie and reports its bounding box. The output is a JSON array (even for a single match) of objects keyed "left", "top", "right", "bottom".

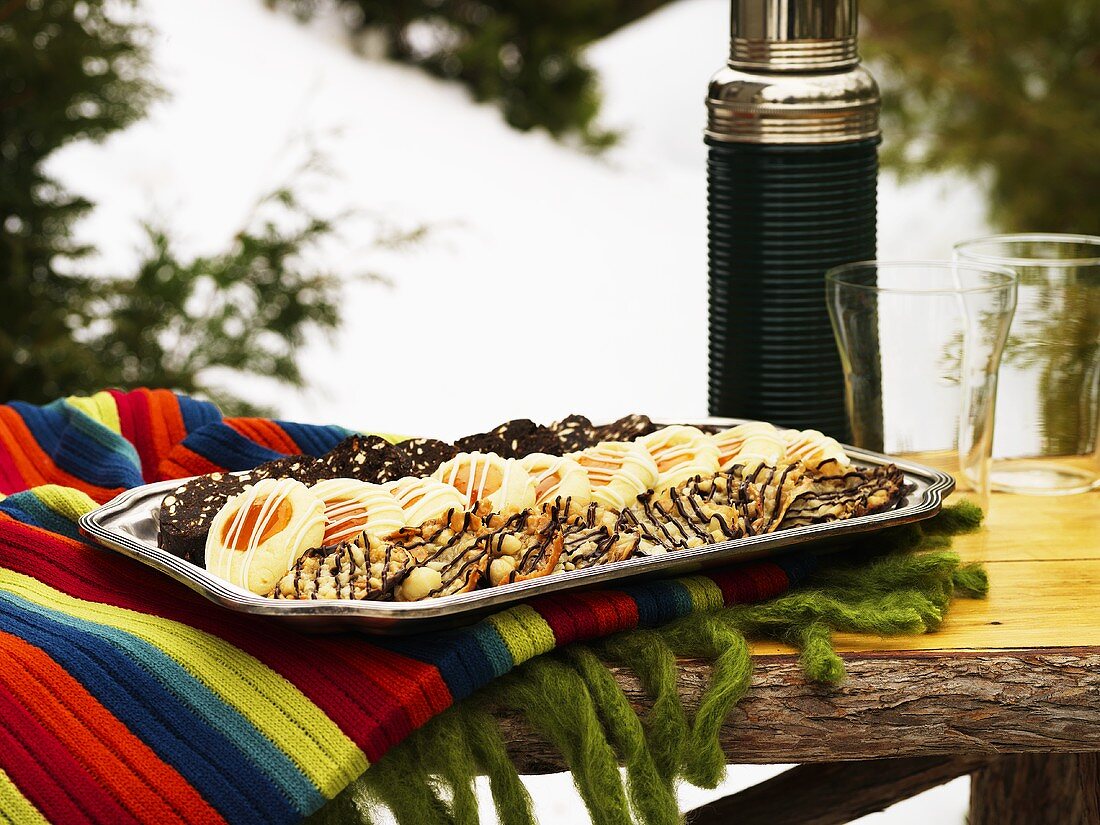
[
  {"left": 159, "top": 471, "right": 255, "bottom": 565},
  {"left": 394, "top": 437, "right": 459, "bottom": 478}
]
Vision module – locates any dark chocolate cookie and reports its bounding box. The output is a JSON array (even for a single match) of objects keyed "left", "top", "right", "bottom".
[
  {"left": 252, "top": 454, "right": 327, "bottom": 485},
  {"left": 158, "top": 471, "right": 253, "bottom": 566},
  {"left": 455, "top": 419, "right": 562, "bottom": 459},
  {"left": 591, "top": 414, "right": 657, "bottom": 444},
  {"left": 549, "top": 414, "right": 598, "bottom": 452},
  {"left": 319, "top": 434, "right": 411, "bottom": 484},
  {"left": 395, "top": 438, "right": 459, "bottom": 478}
]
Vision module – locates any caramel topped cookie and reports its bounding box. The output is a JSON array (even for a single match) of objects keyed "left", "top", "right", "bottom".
[
  {"left": 780, "top": 463, "right": 906, "bottom": 529},
  {"left": 433, "top": 452, "right": 536, "bottom": 513},
  {"left": 206, "top": 478, "right": 326, "bottom": 595}
]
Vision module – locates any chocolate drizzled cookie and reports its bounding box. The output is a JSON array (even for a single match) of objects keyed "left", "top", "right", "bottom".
[
  {"left": 394, "top": 438, "right": 459, "bottom": 478},
  {"left": 780, "top": 462, "right": 907, "bottom": 529},
  {"left": 273, "top": 532, "right": 414, "bottom": 601},
  {"left": 320, "top": 434, "right": 411, "bottom": 484}
]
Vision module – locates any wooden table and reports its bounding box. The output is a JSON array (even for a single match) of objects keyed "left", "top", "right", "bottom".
[{"left": 500, "top": 491, "right": 1100, "bottom": 824}]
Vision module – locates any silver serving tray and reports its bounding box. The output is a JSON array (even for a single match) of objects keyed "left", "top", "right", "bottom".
[{"left": 78, "top": 419, "right": 954, "bottom": 634}]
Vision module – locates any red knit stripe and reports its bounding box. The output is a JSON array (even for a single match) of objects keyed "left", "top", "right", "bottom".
[
  {"left": 156, "top": 390, "right": 189, "bottom": 450},
  {"left": 0, "top": 431, "right": 27, "bottom": 494},
  {"left": 157, "top": 445, "right": 225, "bottom": 481},
  {"left": 573, "top": 591, "right": 629, "bottom": 635},
  {"left": 124, "top": 390, "right": 158, "bottom": 482},
  {"left": 0, "top": 519, "right": 433, "bottom": 758},
  {"left": 143, "top": 390, "right": 178, "bottom": 475},
  {"left": 225, "top": 418, "right": 299, "bottom": 455},
  {"left": 530, "top": 596, "right": 585, "bottom": 646},
  {"left": 0, "top": 631, "right": 222, "bottom": 825},
  {"left": 0, "top": 668, "right": 136, "bottom": 825}
]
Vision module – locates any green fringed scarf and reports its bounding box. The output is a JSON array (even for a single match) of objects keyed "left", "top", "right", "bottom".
[{"left": 310, "top": 502, "right": 987, "bottom": 825}]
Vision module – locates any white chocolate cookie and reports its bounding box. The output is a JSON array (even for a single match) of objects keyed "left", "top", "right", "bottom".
[
  {"left": 782, "top": 429, "right": 850, "bottom": 470},
  {"left": 433, "top": 452, "right": 535, "bottom": 514},
  {"left": 570, "top": 441, "right": 658, "bottom": 511},
  {"left": 206, "top": 478, "right": 325, "bottom": 595},
  {"left": 639, "top": 425, "right": 721, "bottom": 491},
  {"left": 712, "top": 422, "right": 786, "bottom": 470},
  {"left": 383, "top": 477, "right": 468, "bottom": 526},
  {"left": 519, "top": 453, "right": 592, "bottom": 508},
  {"left": 309, "top": 478, "right": 405, "bottom": 544}
]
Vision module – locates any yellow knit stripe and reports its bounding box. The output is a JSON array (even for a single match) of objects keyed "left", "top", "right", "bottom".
[
  {"left": 64, "top": 392, "right": 122, "bottom": 434},
  {"left": 0, "top": 570, "right": 367, "bottom": 796},
  {"left": 0, "top": 769, "right": 48, "bottom": 825},
  {"left": 485, "top": 605, "right": 556, "bottom": 666},
  {"left": 678, "top": 575, "right": 726, "bottom": 613},
  {"left": 30, "top": 485, "right": 99, "bottom": 523}
]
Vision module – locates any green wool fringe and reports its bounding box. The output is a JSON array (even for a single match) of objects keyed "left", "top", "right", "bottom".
[{"left": 308, "top": 503, "right": 986, "bottom": 825}]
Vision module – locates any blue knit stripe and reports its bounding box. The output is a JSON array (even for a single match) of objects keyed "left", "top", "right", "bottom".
[
  {"left": 618, "top": 581, "right": 665, "bottom": 628},
  {"left": 49, "top": 401, "right": 144, "bottom": 489},
  {"left": 0, "top": 590, "right": 320, "bottom": 816},
  {"left": 469, "top": 622, "right": 514, "bottom": 679},
  {"left": 176, "top": 394, "right": 222, "bottom": 433},
  {"left": 0, "top": 494, "right": 82, "bottom": 540},
  {"left": 377, "top": 628, "right": 494, "bottom": 703},
  {"left": 7, "top": 401, "right": 66, "bottom": 456},
  {"left": 274, "top": 422, "right": 351, "bottom": 458},
  {"left": 0, "top": 595, "right": 297, "bottom": 825},
  {"left": 178, "top": 424, "right": 285, "bottom": 472}
]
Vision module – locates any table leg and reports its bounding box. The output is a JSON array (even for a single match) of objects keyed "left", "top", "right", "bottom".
[{"left": 969, "top": 753, "right": 1100, "bottom": 825}]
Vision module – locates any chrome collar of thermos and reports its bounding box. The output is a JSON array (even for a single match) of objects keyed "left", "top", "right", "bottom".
[{"left": 705, "top": 0, "right": 881, "bottom": 437}]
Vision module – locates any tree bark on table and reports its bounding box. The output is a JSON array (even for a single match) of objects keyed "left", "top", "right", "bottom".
[
  {"left": 498, "top": 650, "right": 1100, "bottom": 772},
  {"left": 969, "top": 753, "right": 1100, "bottom": 825}
]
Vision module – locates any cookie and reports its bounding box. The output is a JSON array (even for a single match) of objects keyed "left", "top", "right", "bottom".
[
  {"left": 274, "top": 532, "right": 414, "bottom": 601},
  {"left": 590, "top": 414, "right": 657, "bottom": 444},
  {"left": 391, "top": 509, "right": 492, "bottom": 601},
  {"left": 781, "top": 429, "right": 850, "bottom": 470},
  {"left": 484, "top": 510, "right": 564, "bottom": 586},
  {"left": 712, "top": 422, "right": 786, "bottom": 471},
  {"left": 253, "top": 454, "right": 327, "bottom": 485},
  {"left": 158, "top": 471, "right": 254, "bottom": 565},
  {"left": 394, "top": 437, "right": 459, "bottom": 478},
  {"left": 570, "top": 441, "right": 659, "bottom": 511},
  {"left": 383, "top": 476, "right": 468, "bottom": 526},
  {"left": 433, "top": 452, "right": 536, "bottom": 513},
  {"left": 519, "top": 453, "right": 592, "bottom": 508},
  {"left": 638, "top": 425, "right": 721, "bottom": 492},
  {"left": 549, "top": 414, "right": 598, "bottom": 452},
  {"left": 320, "top": 435, "right": 411, "bottom": 484},
  {"left": 309, "top": 478, "right": 405, "bottom": 545},
  {"left": 205, "top": 478, "right": 326, "bottom": 595}
]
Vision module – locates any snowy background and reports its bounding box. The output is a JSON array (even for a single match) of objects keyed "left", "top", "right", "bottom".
[{"left": 48, "top": 0, "right": 991, "bottom": 818}]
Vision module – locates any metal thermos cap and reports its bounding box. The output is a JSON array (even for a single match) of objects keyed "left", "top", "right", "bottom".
[
  {"left": 730, "top": 0, "right": 858, "bottom": 70},
  {"left": 706, "top": 0, "right": 879, "bottom": 143}
]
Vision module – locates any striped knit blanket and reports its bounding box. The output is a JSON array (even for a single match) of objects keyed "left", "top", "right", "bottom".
[{"left": 0, "top": 390, "right": 813, "bottom": 824}]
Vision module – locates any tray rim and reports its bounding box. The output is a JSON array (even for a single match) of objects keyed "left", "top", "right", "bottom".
[{"left": 77, "top": 417, "right": 955, "bottom": 632}]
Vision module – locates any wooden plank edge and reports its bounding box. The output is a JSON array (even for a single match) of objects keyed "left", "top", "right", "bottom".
[{"left": 500, "top": 649, "right": 1100, "bottom": 773}]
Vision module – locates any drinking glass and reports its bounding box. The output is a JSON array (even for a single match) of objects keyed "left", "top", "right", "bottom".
[
  {"left": 826, "top": 262, "right": 1018, "bottom": 507},
  {"left": 954, "top": 234, "right": 1100, "bottom": 495}
]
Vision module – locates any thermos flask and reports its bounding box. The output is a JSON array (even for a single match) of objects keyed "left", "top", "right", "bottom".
[{"left": 706, "top": 0, "right": 881, "bottom": 438}]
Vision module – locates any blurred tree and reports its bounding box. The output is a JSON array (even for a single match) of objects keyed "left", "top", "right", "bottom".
[
  {"left": 280, "top": 0, "right": 1100, "bottom": 231},
  {"left": 861, "top": 0, "right": 1100, "bottom": 233},
  {"left": 1, "top": 0, "right": 344, "bottom": 411},
  {"left": 273, "top": 0, "right": 670, "bottom": 149}
]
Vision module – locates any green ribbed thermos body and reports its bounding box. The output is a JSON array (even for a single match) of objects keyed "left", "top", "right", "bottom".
[{"left": 706, "top": 138, "right": 879, "bottom": 438}]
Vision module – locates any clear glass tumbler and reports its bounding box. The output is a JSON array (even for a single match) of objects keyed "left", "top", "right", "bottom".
[
  {"left": 954, "top": 234, "right": 1100, "bottom": 495},
  {"left": 826, "top": 262, "right": 1018, "bottom": 507}
]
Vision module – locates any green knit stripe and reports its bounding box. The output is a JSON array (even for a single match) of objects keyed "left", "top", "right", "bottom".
[
  {"left": 486, "top": 605, "right": 556, "bottom": 666},
  {"left": 676, "top": 575, "right": 725, "bottom": 613}
]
